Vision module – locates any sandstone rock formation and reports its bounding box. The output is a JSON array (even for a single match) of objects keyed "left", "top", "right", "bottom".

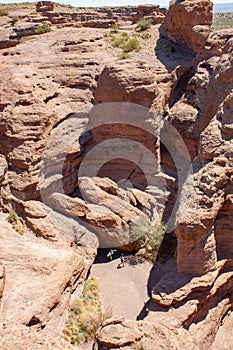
[
  {"left": 0, "top": 0, "right": 232, "bottom": 349},
  {"left": 96, "top": 317, "right": 191, "bottom": 349},
  {"left": 95, "top": 3, "right": 232, "bottom": 350},
  {"left": 160, "top": 0, "right": 213, "bottom": 54},
  {"left": 0, "top": 3, "right": 137, "bottom": 50},
  {"left": 0, "top": 28, "right": 18, "bottom": 50},
  {"left": 132, "top": 4, "right": 166, "bottom": 24},
  {"left": 36, "top": 1, "right": 54, "bottom": 12},
  {"left": 0, "top": 215, "right": 88, "bottom": 335},
  {"left": 0, "top": 323, "right": 80, "bottom": 350},
  {"left": 94, "top": 61, "right": 164, "bottom": 110},
  {"left": 0, "top": 6, "right": 166, "bottom": 345},
  {"left": 34, "top": 1, "right": 137, "bottom": 28}
]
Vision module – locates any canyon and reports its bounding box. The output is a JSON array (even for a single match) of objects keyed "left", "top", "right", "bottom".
[{"left": 0, "top": 1, "right": 232, "bottom": 349}]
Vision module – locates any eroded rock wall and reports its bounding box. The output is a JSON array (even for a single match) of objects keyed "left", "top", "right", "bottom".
[
  {"left": 160, "top": 0, "right": 213, "bottom": 54},
  {"left": 94, "top": 1, "right": 233, "bottom": 350}
]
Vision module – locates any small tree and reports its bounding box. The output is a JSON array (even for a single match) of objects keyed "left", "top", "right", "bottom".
[
  {"left": 130, "top": 217, "right": 167, "bottom": 261},
  {"left": 122, "top": 38, "right": 141, "bottom": 52}
]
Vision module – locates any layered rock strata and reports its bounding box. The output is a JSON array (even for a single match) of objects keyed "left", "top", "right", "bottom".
[{"left": 0, "top": 0, "right": 232, "bottom": 348}]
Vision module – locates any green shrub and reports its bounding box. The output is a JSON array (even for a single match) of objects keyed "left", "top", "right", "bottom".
[
  {"left": 118, "top": 52, "right": 130, "bottom": 59},
  {"left": 130, "top": 217, "right": 167, "bottom": 261},
  {"left": 110, "top": 32, "right": 129, "bottom": 48},
  {"left": 108, "top": 32, "right": 141, "bottom": 58},
  {"left": 63, "top": 276, "right": 110, "bottom": 345},
  {"left": 8, "top": 210, "right": 26, "bottom": 235},
  {"left": 0, "top": 7, "right": 8, "bottom": 17},
  {"left": 110, "top": 35, "right": 125, "bottom": 48},
  {"left": 75, "top": 22, "right": 83, "bottom": 28},
  {"left": 34, "top": 23, "right": 51, "bottom": 35},
  {"left": 8, "top": 210, "right": 18, "bottom": 224},
  {"left": 122, "top": 37, "right": 141, "bottom": 52},
  {"left": 135, "top": 19, "right": 151, "bottom": 32}
]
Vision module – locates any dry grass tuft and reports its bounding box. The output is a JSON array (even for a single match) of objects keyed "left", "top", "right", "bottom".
[{"left": 63, "top": 276, "right": 111, "bottom": 345}]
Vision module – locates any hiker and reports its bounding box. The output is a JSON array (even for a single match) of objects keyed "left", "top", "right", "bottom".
[
  {"left": 107, "top": 249, "right": 116, "bottom": 261},
  {"left": 117, "top": 253, "right": 125, "bottom": 268},
  {"left": 120, "top": 253, "right": 125, "bottom": 267}
]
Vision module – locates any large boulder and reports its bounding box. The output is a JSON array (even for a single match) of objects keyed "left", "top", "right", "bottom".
[
  {"left": 160, "top": 0, "right": 213, "bottom": 54},
  {"left": 97, "top": 319, "right": 143, "bottom": 347},
  {"left": 36, "top": 1, "right": 54, "bottom": 12},
  {"left": 0, "top": 28, "right": 18, "bottom": 50},
  {"left": 94, "top": 60, "right": 164, "bottom": 109}
]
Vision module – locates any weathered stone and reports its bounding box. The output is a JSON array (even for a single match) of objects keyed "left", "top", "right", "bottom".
[
  {"left": 97, "top": 320, "right": 143, "bottom": 347},
  {"left": 22, "top": 200, "right": 48, "bottom": 218},
  {"left": 160, "top": 0, "right": 213, "bottom": 54},
  {"left": 0, "top": 28, "right": 18, "bottom": 50},
  {"left": 94, "top": 61, "right": 164, "bottom": 109},
  {"left": 9, "top": 23, "right": 40, "bottom": 39},
  {"left": 96, "top": 319, "right": 192, "bottom": 349},
  {"left": 0, "top": 323, "right": 80, "bottom": 350},
  {"left": 138, "top": 4, "right": 160, "bottom": 14},
  {"left": 0, "top": 216, "right": 85, "bottom": 335},
  {"left": 0, "top": 156, "right": 7, "bottom": 182},
  {"left": 82, "top": 19, "right": 115, "bottom": 28},
  {"left": 212, "top": 311, "right": 233, "bottom": 350},
  {"left": 49, "top": 192, "right": 90, "bottom": 218},
  {"left": 0, "top": 1, "right": 232, "bottom": 348},
  {"left": 132, "top": 4, "right": 165, "bottom": 24},
  {"left": 36, "top": 1, "right": 54, "bottom": 13}
]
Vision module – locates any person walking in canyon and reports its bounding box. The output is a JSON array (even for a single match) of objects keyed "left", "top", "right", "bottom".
[
  {"left": 107, "top": 249, "right": 117, "bottom": 261},
  {"left": 117, "top": 253, "right": 126, "bottom": 268},
  {"left": 120, "top": 253, "right": 125, "bottom": 267}
]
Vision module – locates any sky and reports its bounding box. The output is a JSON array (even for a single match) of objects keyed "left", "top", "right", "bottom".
[{"left": 0, "top": 0, "right": 233, "bottom": 7}]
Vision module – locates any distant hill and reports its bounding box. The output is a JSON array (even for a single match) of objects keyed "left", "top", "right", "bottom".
[{"left": 213, "top": 2, "right": 233, "bottom": 13}]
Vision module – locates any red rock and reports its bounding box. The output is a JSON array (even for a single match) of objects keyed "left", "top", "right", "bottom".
[
  {"left": 0, "top": 28, "right": 18, "bottom": 49},
  {"left": 94, "top": 61, "right": 163, "bottom": 109},
  {"left": 0, "top": 323, "right": 80, "bottom": 350},
  {"left": 132, "top": 3, "right": 165, "bottom": 24},
  {"left": 36, "top": 1, "right": 54, "bottom": 13},
  {"left": 0, "top": 1, "right": 232, "bottom": 348},
  {"left": 0, "top": 216, "right": 85, "bottom": 335},
  {"left": 160, "top": 0, "right": 213, "bottom": 54}
]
